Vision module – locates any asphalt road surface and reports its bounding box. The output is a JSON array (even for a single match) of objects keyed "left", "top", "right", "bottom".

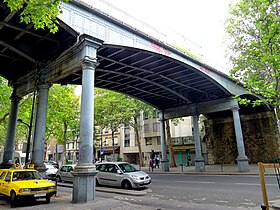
[
  {"left": 0, "top": 174, "right": 279, "bottom": 209},
  {"left": 95, "top": 173, "right": 280, "bottom": 209},
  {"left": 147, "top": 174, "right": 280, "bottom": 209}
]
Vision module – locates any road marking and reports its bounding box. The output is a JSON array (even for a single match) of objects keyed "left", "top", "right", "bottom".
[
  {"left": 175, "top": 180, "right": 215, "bottom": 184},
  {"left": 151, "top": 179, "right": 215, "bottom": 184},
  {"left": 235, "top": 183, "right": 276, "bottom": 186}
]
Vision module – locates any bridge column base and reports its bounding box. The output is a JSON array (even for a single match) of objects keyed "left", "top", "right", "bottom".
[
  {"left": 160, "top": 159, "right": 169, "bottom": 172},
  {"left": 72, "top": 164, "right": 97, "bottom": 203},
  {"left": 237, "top": 156, "right": 249, "bottom": 172},
  {"left": 195, "top": 158, "right": 205, "bottom": 172}
]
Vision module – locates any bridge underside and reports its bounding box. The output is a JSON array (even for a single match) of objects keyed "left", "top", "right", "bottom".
[{"left": 0, "top": 1, "right": 270, "bottom": 117}]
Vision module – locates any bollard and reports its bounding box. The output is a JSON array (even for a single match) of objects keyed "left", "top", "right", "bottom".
[{"left": 180, "top": 164, "right": 183, "bottom": 172}]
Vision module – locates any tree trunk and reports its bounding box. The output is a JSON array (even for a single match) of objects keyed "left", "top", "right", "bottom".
[
  {"left": 134, "top": 117, "right": 144, "bottom": 167},
  {"left": 275, "top": 106, "right": 280, "bottom": 135},
  {"left": 112, "top": 131, "right": 115, "bottom": 161},
  {"left": 166, "top": 120, "right": 176, "bottom": 167},
  {"left": 55, "top": 143, "right": 58, "bottom": 163},
  {"left": 63, "top": 121, "right": 68, "bottom": 164}
]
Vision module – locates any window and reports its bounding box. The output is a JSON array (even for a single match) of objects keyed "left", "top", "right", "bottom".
[
  {"left": 145, "top": 137, "right": 152, "bottom": 146},
  {"left": 144, "top": 112, "right": 149, "bottom": 119},
  {"left": 5, "top": 172, "right": 11, "bottom": 182},
  {"left": 108, "top": 164, "right": 118, "bottom": 173},
  {"left": 66, "top": 143, "right": 69, "bottom": 150},
  {"left": 153, "top": 123, "right": 160, "bottom": 132},
  {"left": 104, "top": 127, "right": 109, "bottom": 133},
  {"left": 135, "top": 134, "right": 138, "bottom": 146},
  {"left": 157, "top": 136, "right": 161, "bottom": 145},
  {"left": 153, "top": 111, "right": 159, "bottom": 119},
  {"left": 124, "top": 139, "right": 130, "bottom": 147},
  {"left": 0, "top": 172, "right": 6, "bottom": 180},
  {"left": 124, "top": 126, "right": 130, "bottom": 147},
  {"left": 104, "top": 137, "right": 109, "bottom": 146},
  {"left": 144, "top": 124, "right": 149, "bottom": 132}
]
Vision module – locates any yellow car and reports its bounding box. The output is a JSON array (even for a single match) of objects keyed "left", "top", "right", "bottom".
[{"left": 0, "top": 165, "right": 56, "bottom": 207}]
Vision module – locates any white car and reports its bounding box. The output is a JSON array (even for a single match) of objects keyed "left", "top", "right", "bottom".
[
  {"left": 45, "top": 163, "right": 58, "bottom": 180},
  {"left": 95, "top": 162, "right": 151, "bottom": 189}
]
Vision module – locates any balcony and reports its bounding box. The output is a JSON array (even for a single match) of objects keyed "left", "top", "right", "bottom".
[{"left": 172, "top": 136, "right": 194, "bottom": 145}]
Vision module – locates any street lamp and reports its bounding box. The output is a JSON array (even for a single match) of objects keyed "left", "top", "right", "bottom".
[
  {"left": 17, "top": 119, "right": 32, "bottom": 164},
  {"left": 17, "top": 91, "right": 36, "bottom": 165}
]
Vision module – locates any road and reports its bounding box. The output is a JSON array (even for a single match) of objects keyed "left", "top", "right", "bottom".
[
  {"left": 0, "top": 174, "right": 279, "bottom": 209},
  {"left": 148, "top": 174, "right": 279, "bottom": 208},
  {"left": 95, "top": 173, "right": 280, "bottom": 209}
]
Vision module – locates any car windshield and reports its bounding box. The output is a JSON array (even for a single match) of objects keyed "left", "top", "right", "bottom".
[
  {"left": 12, "top": 171, "right": 43, "bottom": 181},
  {"left": 118, "top": 163, "right": 137, "bottom": 173}
]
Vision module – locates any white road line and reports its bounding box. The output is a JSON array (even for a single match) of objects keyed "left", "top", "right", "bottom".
[
  {"left": 235, "top": 183, "right": 276, "bottom": 186},
  {"left": 175, "top": 180, "right": 215, "bottom": 184},
  {"left": 151, "top": 179, "right": 215, "bottom": 184}
]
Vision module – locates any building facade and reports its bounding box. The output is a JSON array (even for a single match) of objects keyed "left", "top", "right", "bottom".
[{"left": 56, "top": 111, "right": 199, "bottom": 166}]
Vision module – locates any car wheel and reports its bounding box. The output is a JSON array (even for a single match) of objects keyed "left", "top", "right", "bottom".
[
  {"left": 96, "top": 178, "right": 100, "bottom": 186},
  {"left": 122, "top": 180, "right": 132, "bottom": 190},
  {"left": 10, "top": 191, "right": 17, "bottom": 208},
  {"left": 56, "top": 175, "right": 61, "bottom": 182},
  {"left": 45, "top": 195, "right": 50, "bottom": 204}
]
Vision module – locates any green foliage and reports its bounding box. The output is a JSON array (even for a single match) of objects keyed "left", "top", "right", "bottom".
[
  {"left": 46, "top": 84, "right": 80, "bottom": 145},
  {"left": 226, "top": 0, "right": 280, "bottom": 117},
  {"left": 0, "top": 77, "right": 12, "bottom": 145},
  {"left": 95, "top": 88, "right": 154, "bottom": 131},
  {"left": 0, "top": 80, "right": 80, "bottom": 148},
  {"left": 4, "top": 0, "right": 69, "bottom": 33},
  {"left": 94, "top": 88, "right": 154, "bottom": 164}
]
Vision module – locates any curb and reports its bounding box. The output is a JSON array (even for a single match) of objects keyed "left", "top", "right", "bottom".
[{"left": 57, "top": 183, "right": 150, "bottom": 196}]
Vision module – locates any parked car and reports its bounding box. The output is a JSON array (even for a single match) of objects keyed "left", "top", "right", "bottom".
[
  {"left": 44, "top": 163, "right": 58, "bottom": 180},
  {"left": 56, "top": 164, "right": 76, "bottom": 182},
  {"left": 44, "top": 160, "right": 59, "bottom": 169},
  {"left": 0, "top": 165, "right": 56, "bottom": 207},
  {"left": 95, "top": 162, "right": 151, "bottom": 189}
]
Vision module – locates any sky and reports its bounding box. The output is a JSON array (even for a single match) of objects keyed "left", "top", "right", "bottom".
[{"left": 82, "top": 0, "right": 235, "bottom": 74}]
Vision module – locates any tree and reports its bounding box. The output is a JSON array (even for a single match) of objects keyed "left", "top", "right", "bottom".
[
  {"left": 46, "top": 84, "right": 80, "bottom": 163},
  {"left": 0, "top": 77, "right": 35, "bottom": 147},
  {"left": 165, "top": 120, "right": 175, "bottom": 167},
  {"left": 94, "top": 89, "right": 154, "bottom": 164},
  {"left": 125, "top": 98, "right": 154, "bottom": 167},
  {"left": 94, "top": 89, "right": 131, "bottom": 161},
  {"left": 226, "top": 0, "right": 280, "bottom": 119},
  {"left": 4, "top": 0, "right": 68, "bottom": 33},
  {"left": 0, "top": 77, "right": 12, "bottom": 145}
]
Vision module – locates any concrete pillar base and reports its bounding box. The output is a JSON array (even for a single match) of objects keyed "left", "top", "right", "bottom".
[
  {"left": 72, "top": 164, "right": 97, "bottom": 203},
  {"left": 160, "top": 159, "right": 169, "bottom": 172},
  {"left": 33, "top": 162, "right": 47, "bottom": 177},
  {"left": 0, "top": 160, "right": 14, "bottom": 169},
  {"left": 195, "top": 158, "right": 205, "bottom": 172},
  {"left": 237, "top": 156, "right": 249, "bottom": 172}
]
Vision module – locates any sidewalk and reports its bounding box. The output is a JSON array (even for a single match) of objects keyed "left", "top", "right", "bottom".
[{"left": 138, "top": 163, "right": 277, "bottom": 176}]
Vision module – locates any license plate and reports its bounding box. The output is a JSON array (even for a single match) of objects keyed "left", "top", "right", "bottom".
[{"left": 34, "top": 193, "right": 46, "bottom": 197}]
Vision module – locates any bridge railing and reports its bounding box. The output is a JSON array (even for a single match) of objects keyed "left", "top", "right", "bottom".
[{"left": 82, "top": 0, "right": 202, "bottom": 59}]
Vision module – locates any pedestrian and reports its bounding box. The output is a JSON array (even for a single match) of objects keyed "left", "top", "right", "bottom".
[
  {"left": 149, "top": 150, "right": 155, "bottom": 171},
  {"left": 155, "top": 155, "right": 160, "bottom": 168}
]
